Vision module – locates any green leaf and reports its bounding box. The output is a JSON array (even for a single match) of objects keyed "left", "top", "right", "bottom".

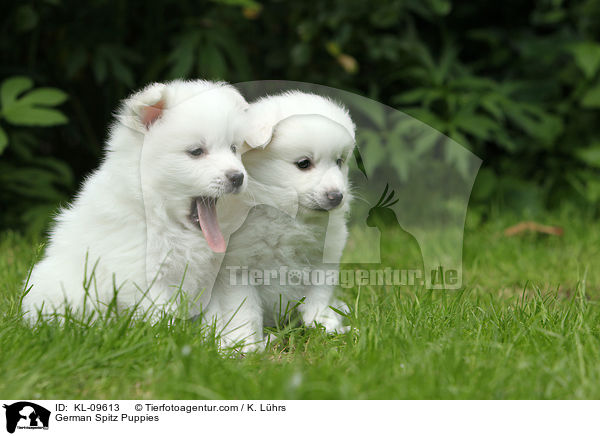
[
  {"left": 435, "top": 43, "right": 457, "bottom": 84},
  {"left": 452, "top": 76, "right": 497, "bottom": 91},
  {"left": 445, "top": 133, "right": 471, "bottom": 178},
  {"left": 92, "top": 52, "right": 108, "bottom": 83},
  {"left": 0, "top": 77, "right": 69, "bottom": 128},
  {"left": 65, "top": 46, "right": 88, "bottom": 78},
  {"left": 198, "top": 44, "right": 227, "bottom": 79},
  {"left": 410, "top": 128, "right": 440, "bottom": 158},
  {"left": 480, "top": 95, "right": 504, "bottom": 120},
  {"left": 0, "top": 126, "right": 8, "bottom": 154},
  {"left": 108, "top": 55, "right": 135, "bottom": 88},
  {"left": 3, "top": 106, "right": 68, "bottom": 126},
  {"left": 167, "top": 33, "right": 199, "bottom": 79},
  {"left": 568, "top": 42, "right": 600, "bottom": 79},
  {"left": 427, "top": 0, "right": 451, "bottom": 15},
  {"left": 210, "top": 0, "right": 259, "bottom": 7},
  {"left": 209, "top": 30, "right": 253, "bottom": 79},
  {"left": 471, "top": 168, "right": 496, "bottom": 201},
  {"left": 14, "top": 5, "right": 39, "bottom": 33},
  {"left": 494, "top": 130, "right": 518, "bottom": 152},
  {"left": 291, "top": 43, "right": 311, "bottom": 66},
  {"left": 403, "top": 108, "right": 446, "bottom": 132},
  {"left": 393, "top": 88, "right": 440, "bottom": 105},
  {"left": 0, "top": 76, "right": 33, "bottom": 108},
  {"left": 581, "top": 83, "right": 600, "bottom": 108},
  {"left": 501, "top": 100, "right": 563, "bottom": 145},
  {"left": 448, "top": 127, "right": 471, "bottom": 150},
  {"left": 575, "top": 145, "right": 600, "bottom": 168},
  {"left": 346, "top": 96, "right": 386, "bottom": 129},
  {"left": 452, "top": 112, "right": 499, "bottom": 141},
  {"left": 18, "top": 88, "right": 68, "bottom": 106},
  {"left": 391, "top": 147, "right": 410, "bottom": 182},
  {"left": 357, "top": 130, "right": 387, "bottom": 176},
  {"left": 35, "top": 156, "right": 75, "bottom": 187}
]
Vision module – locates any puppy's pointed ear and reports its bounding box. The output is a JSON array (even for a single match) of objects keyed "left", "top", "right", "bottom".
[
  {"left": 140, "top": 100, "right": 165, "bottom": 128},
  {"left": 239, "top": 142, "right": 253, "bottom": 154},
  {"left": 245, "top": 124, "right": 273, "bottom": 149},
  {"left": 118, "top": 83, "right": 168, "bottom": 133},
  {"left": 242, "top": 103, "right": 281, "bottom": 149}
]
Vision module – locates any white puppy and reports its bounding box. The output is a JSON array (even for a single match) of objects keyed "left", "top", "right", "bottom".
[
  {"left": 22, "top": 80, "right": 248, "bottom": 322},
  {"left": 204, "top": 91, "right": 356, "bottom": 351}
]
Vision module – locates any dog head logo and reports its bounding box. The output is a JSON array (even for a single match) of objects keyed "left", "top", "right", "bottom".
[{"left": 3, "top": 402, "right": 50, "bottom": 433}]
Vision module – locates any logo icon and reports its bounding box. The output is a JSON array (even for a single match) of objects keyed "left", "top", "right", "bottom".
[{"left": 3, "top": 402, "right": 50, "bottom": 433}]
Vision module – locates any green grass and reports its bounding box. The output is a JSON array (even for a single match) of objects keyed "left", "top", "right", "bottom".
[{"left": 1, "top": 207, "right": 600, "bottom": 399}]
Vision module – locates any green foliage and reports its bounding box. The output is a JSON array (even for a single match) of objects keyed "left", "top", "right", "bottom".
[
  {"left": 568, "top": 42, "right": 600, "bottom": 80},
  {"left": 1, "top": 0, "right": 600, "bottom": 231},
  {"left": 0, "top": 77, "right": 71, "bottom": 232},
  {"left": 0, "top": 76, "right": 68, "bottom": 153}
]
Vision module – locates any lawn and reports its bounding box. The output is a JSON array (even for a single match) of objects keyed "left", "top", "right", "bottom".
[{"left": 1, "top": 206, "right": 599, "bottom": 399}]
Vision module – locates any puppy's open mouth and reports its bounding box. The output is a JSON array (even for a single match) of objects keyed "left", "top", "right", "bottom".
[{"left": 190, "top": 197, "right": 226, "bottom": 253}]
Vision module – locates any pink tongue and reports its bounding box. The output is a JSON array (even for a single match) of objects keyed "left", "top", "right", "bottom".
[{"left": 196, "top": 199, "right": 226, "bottom": 253}]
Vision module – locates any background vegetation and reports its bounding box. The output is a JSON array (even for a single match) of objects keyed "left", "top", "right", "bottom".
[{"left": 1, "top": 0, "right": 600, "bottom": 233}]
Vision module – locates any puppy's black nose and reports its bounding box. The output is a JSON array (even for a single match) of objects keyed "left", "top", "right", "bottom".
[
  {"left": 226, "top": 170, "right": 244, "bottom": 188},
  {"left": 326, "top": 190, "right": 343, "bottom": 207}
]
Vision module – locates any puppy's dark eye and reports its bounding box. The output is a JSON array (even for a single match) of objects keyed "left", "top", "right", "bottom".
[
  {"left": 296, "top": 158, "right": 312, "bottom": 170},
  {"left": 336, "top": 158, "right": 344, "bottom": 168},
  {"left": 231, "top": 144, "right": 237, "bottom": 154},
  {"left": 188, "top": 147, "right": 205, "bottom": 157}
]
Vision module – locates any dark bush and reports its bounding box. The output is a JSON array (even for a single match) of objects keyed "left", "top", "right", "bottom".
[{"left": 1, "top": 0, "right": 600, "bottom": 232}]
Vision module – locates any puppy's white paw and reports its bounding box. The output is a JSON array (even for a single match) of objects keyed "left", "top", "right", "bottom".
[
  {"left": 310, "top": 316, "right": 345, "bottom": 335},
  {"left": 218, "top": 335, "right": 265, "bottom": 356},
  {"left": 324, "top": 324, "right": 358, "bottom": 335},
  {"left": 334, "top": 325, "right": 352, "bottom": 334},
  {"left": 238, "top": 340, "right": 265, "bottom": 354},
  {"left": 264, "top": 332, "right": 278, "bottom": 346}
]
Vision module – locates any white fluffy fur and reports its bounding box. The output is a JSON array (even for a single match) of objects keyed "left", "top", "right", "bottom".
[
  {"left": 204, "top": 91, "right": 356, "bottom": 351},
  {"left": 22, "top": 80, "right": 248, "bottom": 321}
]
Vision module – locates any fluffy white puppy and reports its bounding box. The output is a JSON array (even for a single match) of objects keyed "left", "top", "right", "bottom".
[
  {"left": 22, "top": 80, "right": 248, "bottom": 322},
  {"left": 204, "top": 91, "right": 356, "bottom": 351}
]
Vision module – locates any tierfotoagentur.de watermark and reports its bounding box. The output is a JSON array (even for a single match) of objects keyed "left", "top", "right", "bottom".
[{"left": 226, "top": 266, "right": 459, "bottom": 289}]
